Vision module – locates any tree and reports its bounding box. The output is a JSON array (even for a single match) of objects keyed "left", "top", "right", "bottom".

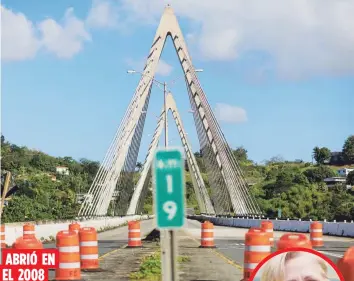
[
  {"left": 312, "top": 146, "right": 331, "bottom": 165},
  {"left": 347, "top": 171, "right": 354, "bottom": 186},
  {"left": 233, "top": 147, "right": 248, "bottom": 162},
  {"left": 303, "top": 166, "right": 336, "bottom": 183},
  {"left": 343, "top": 135, "right": 354, "bottom": 162},
  {"left": 136, "top": 162, "right": 143, "bottom": 171}
]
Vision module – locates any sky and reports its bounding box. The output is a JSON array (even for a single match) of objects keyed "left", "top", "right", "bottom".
[{"left": 1, "top": 0, "right": 354, "bottom": 164}]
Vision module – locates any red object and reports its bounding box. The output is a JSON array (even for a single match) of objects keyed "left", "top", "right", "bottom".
[
  {"left": 337, "top": 247, "right": 354, "bottom": 281},
  {"left": 249, "top": 247, "right": 345, "bottom": 281},
  {"left": 277, "top": 233, "right": 312, "bottom": 250},
  {"left": 0, "top": 248, "right": 59, "bottom": 281}
]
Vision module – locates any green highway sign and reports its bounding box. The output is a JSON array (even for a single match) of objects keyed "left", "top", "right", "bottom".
[{"left": 153, "top": 148, "right": 185, "bottom": 229}]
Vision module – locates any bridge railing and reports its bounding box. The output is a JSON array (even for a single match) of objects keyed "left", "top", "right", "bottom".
[{"left": 188, "top": 215, "right": 354, "bottom": 237}]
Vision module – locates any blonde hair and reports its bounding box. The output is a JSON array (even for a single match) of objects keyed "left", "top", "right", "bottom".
[{"left": 260, "top": 251, "right": 328, "bottom": 281}]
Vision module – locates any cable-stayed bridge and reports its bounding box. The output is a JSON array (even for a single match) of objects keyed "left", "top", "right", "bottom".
[{"left": 77, "top": 4, "right": 261, "bottom": 219}]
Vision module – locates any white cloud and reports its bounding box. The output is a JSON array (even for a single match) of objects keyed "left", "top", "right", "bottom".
[
  {"left": 1, "top": 5, "right": 90, "bottom": 61},
  {"left": 38, "top": 8, "right": 91, "bottom": 59},
  {"left": 125, "top": 57, "right": 173, "bottom": 76},
  {"left": 215, "top": 103, "right": 247, "bottom": 124},
  {"left": 86, "top": 0, "right": 119, "bottom": 29},
  {"left": 118, "top": 0, "right": 354, "bottom": 78},
  {"left": 156, "top": 60, "right": 173, "bottom": 76},
  {"left": 1, "top": 6, "right": 39, "bottom": 61}
]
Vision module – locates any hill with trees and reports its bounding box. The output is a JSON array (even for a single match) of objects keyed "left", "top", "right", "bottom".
[{"left": 1, "top": 134, "right": 353, "bottom": 222}]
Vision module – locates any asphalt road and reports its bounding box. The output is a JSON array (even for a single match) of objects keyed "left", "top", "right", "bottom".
[
  {"left": 184, "top": 219, "right": 354, "bottom": 265},
  {"left": 44, "top": 219, "right": 155, "bottom": 256},
  {"left": 46, "top": 219, "right": 156, "bottom": 279}
]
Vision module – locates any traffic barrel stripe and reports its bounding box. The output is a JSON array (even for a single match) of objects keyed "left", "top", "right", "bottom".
[
  {"left": 59, "top": 246, "right": 80, "bottom": 252},
  {"left": 59, "top": 262, "right": 81, "bottom": 269},
  {"left": 243, "top": 263, "right": 258, "bottom": 269},
  {"left": 245, "top": 245, "right": 271, "bottom": 252},
  {"left": 80, "top": 254, "right": 99, "bottom": 259},
  {"left": 80, "top": 241, "right": 98, "bottom": 247}
]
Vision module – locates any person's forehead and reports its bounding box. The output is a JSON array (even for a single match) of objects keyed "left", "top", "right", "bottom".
[{"left": 285, "top": 255, "right": 324, "bottom": 278}]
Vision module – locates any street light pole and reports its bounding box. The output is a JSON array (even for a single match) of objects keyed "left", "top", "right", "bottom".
[
  {"left": 127, "top": 68, "right": 204, "bottom": 281},
  {"left": 164, "top": 82, "right": 168, "bottom": 148}
]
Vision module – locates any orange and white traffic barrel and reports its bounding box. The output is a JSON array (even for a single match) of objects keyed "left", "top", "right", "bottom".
[
  {"left": 79, "top": 227, "right": 99, "bottom": 270},
  {"left": 310, "top": 221, "right": 323, "bottom": 247},
  {"left": 23, "top": 223, "right": 36, "bottom": 239},
  {"left": 127, "top": 221, "right": 142, "bottom": 248},
  {"left": 244, "top": 228, "right": 271, "bottom": 280},
  {"left": 55, "top": 230, "right": 81, "bottom": 280},
  {"left": 260, "top": 221, "right": 274, "bottom": 246},
  {"left": 69, "top": 222, "right": 81, "bottom": 235},
  {"left": 200, "top": 221, "right": 216, "bottom": 248},
  {"left": 277, "top": 233, "right": 312, "bottom": 250},
  {"left": 337, "top": 247, "right": 354, "bottom": 281},
  {"left": 13, "top": 223, "right": 43, "bottom": 249},
  {"left": 0, "top": 225, "right": 6, "bottom": 248}
]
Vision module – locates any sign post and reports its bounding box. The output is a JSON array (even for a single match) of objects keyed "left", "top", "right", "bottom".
[{"left": 153, "top": 148, "right": 185, "bottom": 281}]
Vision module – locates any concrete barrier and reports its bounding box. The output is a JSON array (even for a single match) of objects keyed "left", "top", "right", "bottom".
[
  {"left": 4, "top": 215, "right": 152, "bottom": 246},
  {"left": 189, "top": 216, "right": 354, "bottom": 237}
]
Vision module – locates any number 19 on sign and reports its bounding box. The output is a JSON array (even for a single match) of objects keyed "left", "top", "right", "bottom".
[{"left": 153, "top": 148, "right": 185, "bottom": 229}]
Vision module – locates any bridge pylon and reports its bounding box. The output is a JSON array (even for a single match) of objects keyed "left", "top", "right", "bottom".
[{"left": 78, "top": 5, "right": 261, "bottom": 218}]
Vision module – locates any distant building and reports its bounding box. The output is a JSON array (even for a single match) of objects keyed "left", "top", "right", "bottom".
[
  {"left": 56, "top": 166, "right": 69, "bottom": 175},
  {"left": 337, "top": 168, "right": 354, "bottom": 177},
  {"left": 323, "top": 177, "right": 351, "bottom": 189}
]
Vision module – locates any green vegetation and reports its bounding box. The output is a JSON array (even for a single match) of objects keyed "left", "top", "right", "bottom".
[
  {"left": 312, "top": 147, "right": 331, "bottom": 165},
  {"left": 1, "top": 134, "right": 354, "bottom": 222},
  {"left": 129, "top": 252, "right": 190, "bottom": 280},
  {"left": 129, "top": 252, "right": 161, "bottom": 280},
  {"left": 1, "top": 135, "right": 99, "bottom": 223},
  {"left": 189, "top": 136, "right": 354, "bottom": 221}
]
